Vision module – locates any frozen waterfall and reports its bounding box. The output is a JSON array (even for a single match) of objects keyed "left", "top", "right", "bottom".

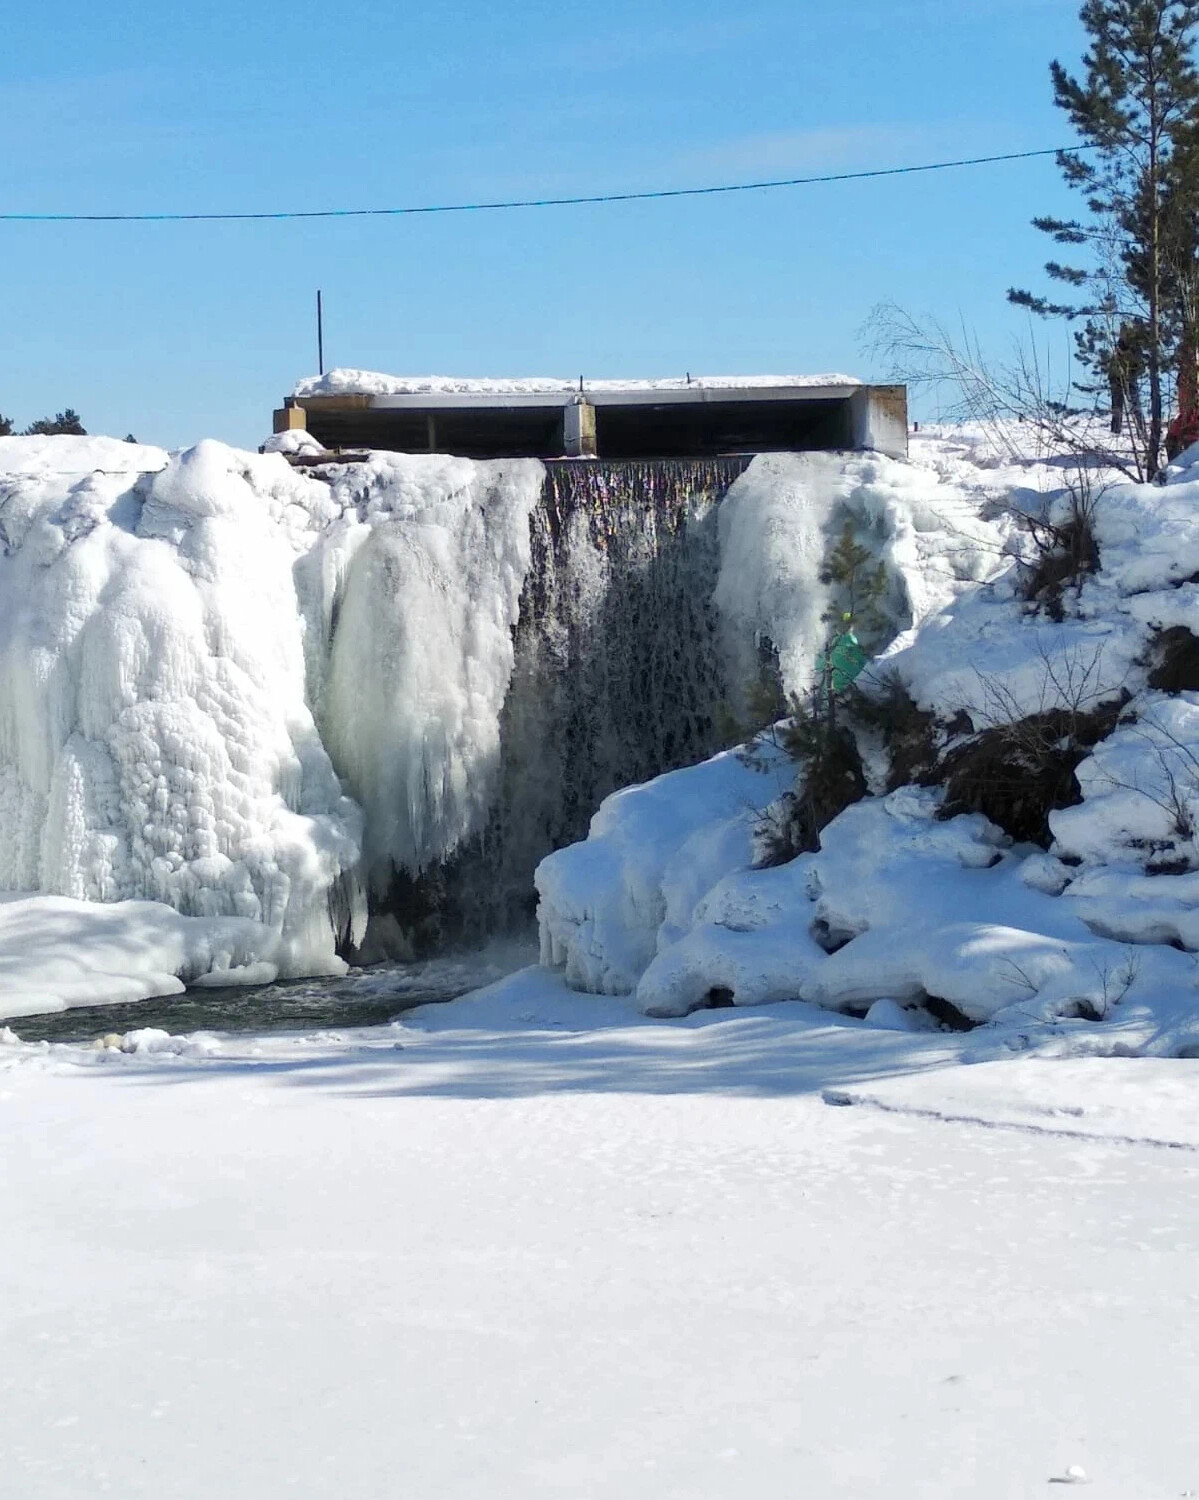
[{"left": 0, "top": 435, "right": 998, "bottom": 994}]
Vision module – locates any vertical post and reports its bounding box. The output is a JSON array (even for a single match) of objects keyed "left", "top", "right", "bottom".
[
  {"left": 563, "top": 398, "right": 597, "bottom": 457},
  {"left": 316, "top": 289, "right": 325, "bottom": 376}
]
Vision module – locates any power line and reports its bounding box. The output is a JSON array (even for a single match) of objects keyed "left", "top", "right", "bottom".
[{"left": 0, "top": 145, "right": 1093, "bottom": 224}]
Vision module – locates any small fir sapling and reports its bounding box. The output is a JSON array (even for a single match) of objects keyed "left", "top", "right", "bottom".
[{"left": 820, "top": 518, "right": 889, "bottom": 652}]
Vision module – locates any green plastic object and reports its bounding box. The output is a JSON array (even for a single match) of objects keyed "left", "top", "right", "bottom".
[{"left": 820, "top": 627, "right": 868, "bottom": 694}]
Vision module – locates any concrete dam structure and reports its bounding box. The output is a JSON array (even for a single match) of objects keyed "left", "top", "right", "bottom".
[{"left": 275, "top": 373, "right": 909, "bottom": 462}]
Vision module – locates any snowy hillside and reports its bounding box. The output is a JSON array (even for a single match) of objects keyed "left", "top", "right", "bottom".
[{"left": 537, "top": 431, "right": 1199, "bottom": 1056}]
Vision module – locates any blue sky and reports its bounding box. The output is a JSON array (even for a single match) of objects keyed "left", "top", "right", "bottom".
[{"left": 1, "top": 0, "right": 1087, "bottom": 449}]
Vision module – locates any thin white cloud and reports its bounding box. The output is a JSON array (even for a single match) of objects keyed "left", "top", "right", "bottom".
[{"left": 543, "top": 15, "right": 769, "bottom": 72}]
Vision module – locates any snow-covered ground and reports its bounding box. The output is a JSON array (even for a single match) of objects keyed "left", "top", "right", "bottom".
[{"left": 3, "top": 970, "right": 1199, "bottom": 1499}]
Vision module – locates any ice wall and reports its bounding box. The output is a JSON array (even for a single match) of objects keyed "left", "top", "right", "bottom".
[
  {"left": 308, "top": 454, "right": 543, "bottom": 886},
  {"left": 0, "top": 438, "right": 543, "bottom": 984},
  {"left": 0, "top": 438, "right": 368, "bottom": 978}
]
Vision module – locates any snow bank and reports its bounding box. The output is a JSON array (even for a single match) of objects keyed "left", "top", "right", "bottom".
[
  {"left": 0, "top": 891, "right": 268, "bottom": 1019},
  {"left": 884, "top": 574, "right": 1141, "bottom": 724},
  {"left": 883, "top": 450, "right": 1199, "bottom": 723},
  {"left": 542, "top": 776, "right": 1199, "bottom": 1047},
  {"left": 535, "top": 741, "right": 795, "bottom": 995}
]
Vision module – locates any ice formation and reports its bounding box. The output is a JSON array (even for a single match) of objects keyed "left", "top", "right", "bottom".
[
  {"left": 0, "top": 437, "right": 546, "bottom": 1009},
  {"left": 0, "top": 437, "right": 364, "bottom": 987},
  {"left": 310, "top": 453, "right": 543, "bottom": 883},
  {"left": 4, "top": 436, "right": 855, "bottom": 1010},
  {"left": 453, "top": 456, "right": 749, "bottom": 939},
  {"left": 714, "top": 450, "right": 1004, "bottom": 698}
]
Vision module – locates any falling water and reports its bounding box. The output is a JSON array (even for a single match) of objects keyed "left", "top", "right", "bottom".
[{"left": 382, "top": 456, "right": 753, "bottom": 947}]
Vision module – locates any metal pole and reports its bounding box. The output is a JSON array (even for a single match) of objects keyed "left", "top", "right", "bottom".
[{"left": 317, "top": 289, "right": 324, "bottom": 376}]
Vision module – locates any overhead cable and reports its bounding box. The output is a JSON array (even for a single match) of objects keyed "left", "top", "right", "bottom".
[{"left": 0, "top": 145, "right": 1094, "bottom": 224}]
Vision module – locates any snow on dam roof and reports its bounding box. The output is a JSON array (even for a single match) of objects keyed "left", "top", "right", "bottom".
[{"left": 292, "top": 370, "right": 866, "bottom": 399}]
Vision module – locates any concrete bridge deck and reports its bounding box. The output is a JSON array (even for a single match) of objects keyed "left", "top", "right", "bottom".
[{"left": 274, "top": 376, "right": 908, "bottom": 461}]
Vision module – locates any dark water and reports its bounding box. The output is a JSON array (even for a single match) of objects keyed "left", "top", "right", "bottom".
[{"left": 8, "top": 946, "right": 533, "bottom": 1045}]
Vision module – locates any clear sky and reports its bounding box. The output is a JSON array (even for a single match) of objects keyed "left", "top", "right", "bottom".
[{"left": 1, "top": 0, "right": 1088, "bottom": 449}]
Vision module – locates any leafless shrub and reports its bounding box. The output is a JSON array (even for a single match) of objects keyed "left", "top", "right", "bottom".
[
  {"left": 1087, "top": 947, "right": 1140, "bottom": 1017},
  {"left": 1091, "top": 710, "right": 1199, "bottom": 849},
  {"left": 1008, "top": 466, "right": 1105, "bottom": 620},
  {"left": 997, "top": 955, "right": 1041, "bottom": 997},
  {"left": 971, "top": 640, "right": 1121, "bottom": 739},
  {"left": 864, "top": 301, "right": 1150, "bottom": 483}
]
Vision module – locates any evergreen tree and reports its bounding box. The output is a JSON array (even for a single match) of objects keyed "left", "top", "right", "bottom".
[
  {"left": 1009, "top": 0, "right": 1199, "bottom": 478},
  {"left": 0, "top": 414, "right": 12, "bottom": 437},
  {"left": 23, "top": 409, "right": 86, "bottom": 436},
  {"left": 819, "top": 519, "right": 889, "bottom": 649}
]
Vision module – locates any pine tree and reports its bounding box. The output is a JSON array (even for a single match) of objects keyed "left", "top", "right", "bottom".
[
  {"left": 0, "top": 414, "right": 12, "bottom": 437},
  {"left": 1009, "top": 0, "right": 1199, "bottom": 478},
  {"left": 819, "top": 519, "right": 889, "bottom": 648},
  {"left": 23, "top": 409, "right": 86, "bottom": 436}
]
